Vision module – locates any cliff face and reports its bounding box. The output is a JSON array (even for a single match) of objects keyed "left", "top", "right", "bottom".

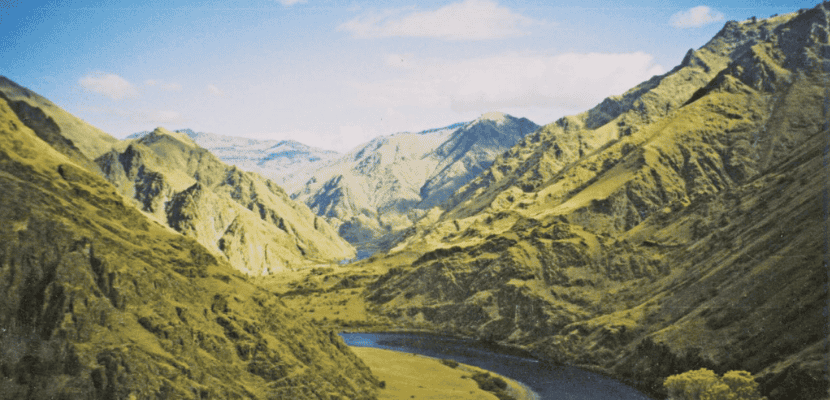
[
  {"left": 0, "top": 94, "right": 380, "bottom": 398},
  {"left": 364, "top": 5, "right": 830, "bottom": 399},
  {"left": 293, "top": 114, "right": 539, "bottom": 254},
  {"left": 96, "top": 127, "right": 355, "bottom": 275}
]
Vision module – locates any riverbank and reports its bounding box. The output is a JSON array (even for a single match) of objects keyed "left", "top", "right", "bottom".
[{"left": 351, "top": 347, "right": 538, "bottom": 400}]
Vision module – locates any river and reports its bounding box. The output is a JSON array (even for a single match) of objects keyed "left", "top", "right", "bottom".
[{"left": 340, "top": 332, "right": 653, "bottom": 400}]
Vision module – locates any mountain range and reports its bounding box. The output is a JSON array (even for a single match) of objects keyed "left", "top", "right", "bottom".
[
  {"left": 349, "top": 5, "right": 828, "bottom": 399},
  {"left": 0, "top": 2, "right": 827, "bottom": 399},
  {"left": 292, "top": 113, "right": 539, "bottom": 254},
  {"left": 127, "top": 129, "right": 339, "bottom": 192},
  {"left": 0, "top": 82, "right": 379, "bottom": 398}
]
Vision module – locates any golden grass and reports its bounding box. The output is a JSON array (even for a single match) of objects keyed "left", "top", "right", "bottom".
[{"left": 351, "top": 347, "right": 536, "bottom": 400}]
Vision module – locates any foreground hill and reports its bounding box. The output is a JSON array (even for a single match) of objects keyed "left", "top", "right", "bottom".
[
  {"left": 293, "top": 113, "right": 539, "bottom": 254},
  {"left": 359, "top": 5, "right": 829, "bottom": 399},
  {"left": 0, "top": 92, "right": 379, "bottom": 398},
  {"left": 96, "top": 127, "right": 355, "bottom": 275},
  {"left": 128, "top": 129, "right": 339, "bottom": 192}
]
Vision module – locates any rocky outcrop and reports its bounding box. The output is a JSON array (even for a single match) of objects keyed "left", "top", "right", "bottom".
[
  {"left": 0, "top": 94, "right": 380, "bottom": 398},
  {"left": 97, "top": 127, "right": 355, "bottom": 275},
  {"left": 365, "top": 4, "right": 830, "bottom": 399}
]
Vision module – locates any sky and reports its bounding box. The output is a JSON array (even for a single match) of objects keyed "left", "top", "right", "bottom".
[{"left": 0, "top": 0, "right": 817, "bottom": 152}]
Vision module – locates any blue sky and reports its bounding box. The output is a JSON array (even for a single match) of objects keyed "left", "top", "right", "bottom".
[{"left": 1, "top": 0, "right": 816, "bottom": 152}]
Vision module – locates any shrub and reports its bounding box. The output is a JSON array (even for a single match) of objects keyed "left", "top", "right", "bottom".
[{"left": 664, "top": 368, "right": 766, "bottom": 400}]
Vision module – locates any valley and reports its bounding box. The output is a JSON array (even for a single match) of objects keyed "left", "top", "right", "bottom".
[{"left": 1, "top": 2, "right": 828, "bottom": 400}]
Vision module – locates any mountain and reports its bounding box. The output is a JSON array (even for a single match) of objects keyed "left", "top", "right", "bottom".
[
  {"left": 292, "top": 114, "right": 539, "bottom": 254},
  {"left": 0, "top": 85, "right": 380, "bottom": 398},
  {"left": 99, "top": 127, "right": 355, "bottom": 275},
  {"left": 127, "top": 129, "right": 339, "bottom": 192},
  {"left": 359, "top": 5, "right": 829, "bottom": 399}
]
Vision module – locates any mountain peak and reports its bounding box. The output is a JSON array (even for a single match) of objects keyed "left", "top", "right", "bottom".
[
  {"left": 145, "top": 126, "right": 198, "bottom": 147},
  {"left": 476, "top": 111, "right": 508, "bottom": 124}
]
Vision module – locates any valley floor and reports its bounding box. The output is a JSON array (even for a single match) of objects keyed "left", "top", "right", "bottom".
[{"left": 351, "top": 347, "right": 537, "bottom": 400}]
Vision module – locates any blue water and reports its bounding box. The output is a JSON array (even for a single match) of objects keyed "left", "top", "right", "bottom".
[{"left": 341, "top": 332, "right": 653, "bottom": 400}]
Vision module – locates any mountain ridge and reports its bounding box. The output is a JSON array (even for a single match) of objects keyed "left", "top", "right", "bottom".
[{"left": 354, "top": 5, "right": 829, "bottom": 399}]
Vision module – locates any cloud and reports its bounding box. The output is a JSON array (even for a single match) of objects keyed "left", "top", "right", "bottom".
[
  {"left": 274, "top": 0, "right": 305, "bottom": 5},
  {"left": 351, "top": 51, "right": 665, "bottom": 115},
  {"left": 669, "top": 6, "right": 724, "bottom": 28},
  {"left": 207, "top": 84, "right": 223, "bottom": 96},
  {"left": 144, "top": 79, "right": 182, "bottom": 92},
  {"left": 339, "top": 0, "right": 541, "bottom": 40},
  {"left": 79, "top": 72, "right": 138, "bottom": 100}
]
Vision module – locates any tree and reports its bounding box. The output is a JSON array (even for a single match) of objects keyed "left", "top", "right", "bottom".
[{"left": 664, "top": 369, "right": 766, "bottom": 400}]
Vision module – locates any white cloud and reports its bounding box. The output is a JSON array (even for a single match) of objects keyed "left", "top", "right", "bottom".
[
  {"left": 351, "top": 51, "right": 665, "bottom": 115},
  {"left": 339, "top": 0, "right": 541, "bottom": 41},
  {"left": 274, "top": 0, "right": 305, "bottom": 6},
  {"left": 670, "top": 6, "right": 724, "bottom": 28},
  {"left": 79, "top": 72, "right": 138, "bottom": 100},
  {"left": 207, "top": 84, "right": 224, "bottom": 96}
]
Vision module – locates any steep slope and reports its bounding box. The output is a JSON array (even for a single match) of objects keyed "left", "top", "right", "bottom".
[
  {"left": 0, "top": 76, "right": 118, "bottom": 159},
  {"left": 97, "top": 127, "right": 355, "bottom": 275},
  {"left": 127, "top": 129, "right": 339, "bottom": 192},
  {"left": 0, "top": 95, "right": 380, "bottom": 398},
  {"left": 363, "top": 5, "right": 829, "bottom": 400},
  {"left": 293, "top": 114, "right": 538, "bottom": 254}
]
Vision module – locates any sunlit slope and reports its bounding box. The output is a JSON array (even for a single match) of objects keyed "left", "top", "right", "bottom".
[
  {"left": 365, "top": 5, "right": 829, "bottom": 400},
  {"left": 96, "top": 127, "right": 355, "bottom": 275},
  {"left": 294, "top": 114, "right": 538, "bottom": 252},
  {"left": 0, "top": 76, "right": 118, "bottom": 159},
  {"left": 0, "top": 96, "right": 380, "bottom": 398}
]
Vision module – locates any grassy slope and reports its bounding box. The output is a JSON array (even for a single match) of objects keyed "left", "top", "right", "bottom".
[
  {"left": 283, "top": 5, "right": 829, "bottom": 400},
  {"left": 352, "top": 347, "right": 535, "bottom": 400},
  {"left": 0, "top": 96, "right": 379, "bottom": 399}
]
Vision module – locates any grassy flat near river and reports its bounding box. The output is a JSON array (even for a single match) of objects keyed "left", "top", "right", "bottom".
[{"left": 351, "top": 347, "right": 537, "bottom": 400}]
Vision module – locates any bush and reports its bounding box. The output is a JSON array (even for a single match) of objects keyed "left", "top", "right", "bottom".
[{"left": 664, "top": 368, "right": 766, "bottom": 400}]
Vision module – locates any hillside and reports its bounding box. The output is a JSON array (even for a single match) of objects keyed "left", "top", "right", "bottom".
[
  {"left": 354, "top": 5, "right": 829, "bottom": 399},
  {"left": 97, "top": 127, "right": 355, "bottom": 275},
  {"left": 0, "top": 76, "right": 118, "bottom": 160},
  {"left": 292, "top": 114, "right": 539, "bottom": 254},
  {"left": 127, "top": 129, "right": 339, "bottom": 192},
  {"left": 0, "top": 93, "right": 380, "bottom": 398}
]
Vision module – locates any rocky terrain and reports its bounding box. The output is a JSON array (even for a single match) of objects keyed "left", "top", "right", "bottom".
[
  {"left": 97, "top": 127, "right": 355, "bottom": 275},
  {"left": 293, "top": 114, "right": 539, "bottom": 254},
  {"left": 128, "top": 129, "right": 339, "bottom": 192},
  {"left": 0, "top": 92, "right": 380, "bottom": 398},
  {"left": 316, "top": 5, "right": 828, "bottom": 400}
]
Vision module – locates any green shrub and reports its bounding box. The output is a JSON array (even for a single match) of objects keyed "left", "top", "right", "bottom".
[{"left": 664, "top": 368, "right": 766, "bottom": 400}]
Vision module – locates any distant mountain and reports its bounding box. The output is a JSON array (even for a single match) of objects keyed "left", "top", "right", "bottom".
[
  {"left": 101, "top": 127, "right": 356, "bottom": 275},
  {"left": 0, "top": 79, "right": 380, "bottom": 398},
  {"left": 291, "top": 113, "right": 540, "bottom": 254},
  {"left": 363, "top": 5, "right": 829, "bottom": 400},
  {"left": 127, "top": 129, "right": 339, "bottom": 191}
]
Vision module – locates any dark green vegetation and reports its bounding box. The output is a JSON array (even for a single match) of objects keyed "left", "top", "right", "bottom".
[
  {"left": 0, "top": 85, "right": 379, "bottom": 398},
  {"left": 323, "top": 4, "right": 829, "bottom": 400},
  {"left": 664, "top": 369, "right": 764, "bottom": 400}
]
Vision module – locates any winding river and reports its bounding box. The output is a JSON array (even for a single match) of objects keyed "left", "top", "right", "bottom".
[{"left": 341, "top": 332, "right": 653, "bottom": 400}]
